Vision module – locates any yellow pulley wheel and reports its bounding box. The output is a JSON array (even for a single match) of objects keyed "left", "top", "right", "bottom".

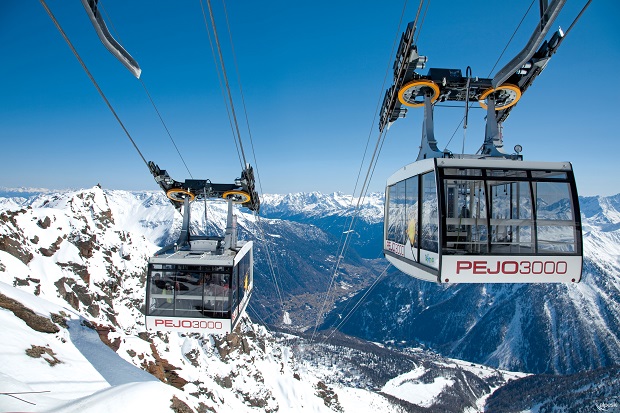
[
  {"left": 166, "top": 188, "right": 195, "bottom": 203},
  {"left": 398, "top": 80, "right": 440, "bottom": 108},
  {"left": 222, "top": 190, "right": 251, "bottom": 204},
  {"left": 478, "top": 84, "right": 521, "bottom": 110}
]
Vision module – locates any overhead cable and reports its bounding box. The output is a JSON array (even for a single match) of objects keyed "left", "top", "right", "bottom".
[
  {"left": 198, "top": 0, "right": 244, "bottom": 170},
  {"left": 98, "top": 2, "right": 193, "bottom": 177},
  {"left": 201, "top": 0, "right": 249, "bottom": 168},
  {"left": 557, "top": 0, "right": 592, "bottom": 45},
  {"left": 200, "top": 0, "right": 284, "bottom": 325},
  {"left": 220, "top": 0, "right": 265, "bottom": 196},
  {"left": 40, "top": 0, "right": 149, "bottom": 169},
  {"left": 321, "top": 264, "right": 391, "bottom": 344},
  {"left": 311, "top": 0, "right": 414, "bottom": 343},
  {"left": 445, "top": 0, "right": 536, "bottom": 153}
]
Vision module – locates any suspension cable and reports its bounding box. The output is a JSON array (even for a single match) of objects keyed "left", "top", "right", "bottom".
[
  {"left": 252, "top": 215, "right": 286, "bottom": 322},
  {"left": 197, "top": 0, "right": 285, "bottom": 326},
  {"left": 202, "top": 0, "right": 249, "bottom": 168},
  {"left": 247, "top": 302, "right": 275, "bottom": 334},
  {"left": 310, "top": 114, "right": 390, "bottom": 342},
  {"left": 40, "top": 0, "right": 149, "bottom": 169},
  {"left": 198, "top": 0, "right": 244, "bottom": 170},
  {"left": 414, "top": 0, "right": 431, "bottom": 44},
  {"left": 220, "top": 0, "right": 285, "bottom": 325},
  {"left": 315, "top": 0, "right": 436, "bottom": 341},
  {"left": 349, "top": 0, "right": 411, "bottom": 207},
  {"left": 558, "top": 0, "right": 592, "bottom": 45},
  {"left": 198, "top": 0, "right": 244, "bottom": 169},
  {"left": 311, "top": 0, "right": 418, "bottom": 342},
  {"left": 220, "top": 0, "right": 265, "bottom": 196},
  {"left": 139, "top": 79, "right": 193, "bottom": 178},
  {"left": 98, "top": 2, "right": 193, "bottom": 178},
  {"left": 198, "top": 3, "right": 281, "bottom": 324},
  {"left": 444, "top": 0, "right": 537, "bottom": 153},
  {"left": 321, "top": 264, "right": 391, "bottom": 344},
  {"left": 487, "top": 0, "right": 536, "bottom": 77},
  {"left": 219, "top": 0, "right": 283, "bottom": 319}
]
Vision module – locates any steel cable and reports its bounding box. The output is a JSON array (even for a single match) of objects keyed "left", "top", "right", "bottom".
[
  {"left": 40, "top": 0, "right": 150, "bottom": 170},
  {"left": 310, "top": 0, "right": 419, "bottom": 342},
  {"left": 201, "top": 0, "right": 249, "bottom": 169},
  {"left": 321, "top": 264, "right": 391, "bottom": 344},
  {"left": 98, "top": 2, "right": 194, "bottom": 178}
]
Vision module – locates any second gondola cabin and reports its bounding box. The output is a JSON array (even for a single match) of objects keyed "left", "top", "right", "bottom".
[
  {"left": 146, "top": 237, "right": 253, "bottom": 334},
  {"left": 144, "top": 162, "right": 260, "bottom": 333}
]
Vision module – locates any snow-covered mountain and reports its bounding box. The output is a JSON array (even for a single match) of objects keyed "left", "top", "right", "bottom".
[
  {"left": 260, "top": 192, "right": 385, "bottom": 259},
  {"left": 0, "top": 186, "right": 528, "bottom": 412},
  {"left": 1, "top": 186, "right": 619, "bottom": 412},
  {"left": 484, "top": 364, "right": 620, "bottom": 412},
  {"left": 0, "top": 188, "right": 382, "bottom": 329}
]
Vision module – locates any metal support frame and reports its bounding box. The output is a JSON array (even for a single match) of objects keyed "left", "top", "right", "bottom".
[
  {"left": 223, "top": 198, "right": 237, "bottom": 250},
  {"left": 379, "top": 1, "right": 571, "bottom": 160},
  {"left": 176, "top": 196, "right": 192, "bottom": 251},
  {"left": 413, "top": 92, "right": 513, "bottom": 160},
  {"left": 481, "top": 96, "right": 510, "bottom": 157},
  {"left": 149, "top": 161, "right": 249, "bottom": 254},
  {"left": 175, "top": 196, "right": 237, "bottom": 253},
  {"left": 416, "top": 95, "right": 444, "bottom": 161},
  {"left": 80, "top": 0, "right": 141, "bottom": 77},
  {"left": 492, "top": 0, "right": 566, "bottom": 88},
  {"left": 148, "top": 161, "right": 260, "bottom": 213}
]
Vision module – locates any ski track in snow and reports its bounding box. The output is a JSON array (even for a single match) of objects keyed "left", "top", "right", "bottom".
[{"left": 66, "top": 318, "right": 158, "bottom": 386}]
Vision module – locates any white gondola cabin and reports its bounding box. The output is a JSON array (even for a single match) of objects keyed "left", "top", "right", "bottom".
[
  {"left": 379, "top": 1, "right": 583, "bottom": 283},
  {"left": 144, "top": 162, "right": 259, "bottom": 333},
  {"left": 384, "top": 158, "right": 582, "bottom": 283},
  {"left": 145, "top": 238, "right": 253, "bottom": 334}
]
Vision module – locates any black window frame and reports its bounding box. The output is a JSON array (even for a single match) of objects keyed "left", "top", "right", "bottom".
[
  {"left": 145, "top": 263, "right": 234, "bottom": 319},
  {"left": 437, "top": 167, "right": 582, "bottom": 256}
]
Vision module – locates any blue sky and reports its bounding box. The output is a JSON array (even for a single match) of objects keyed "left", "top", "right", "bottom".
[{"left": 1, "top": 0, "right": 618, "bottom": 196}]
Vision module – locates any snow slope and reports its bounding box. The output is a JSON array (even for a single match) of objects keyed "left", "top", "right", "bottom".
[
  {"left": 0, "top": 274, "right": 407, "bottom": 413},
  {"left": 0, "top": 187, "right": 424, "bottom": 412},
  {"left": 3, "top": 187, "right": 617, "bottom": 412},
  {"left": 0, "top": 281, "right": 186, "bottom": 413}
]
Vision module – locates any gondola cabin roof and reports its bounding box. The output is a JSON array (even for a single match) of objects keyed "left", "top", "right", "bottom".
[
  {"left": 386, "top": 157, "right": 574, "bottom": 185},
  {"left": 150, "top": 240, "right": 252, "bottom": 267}
]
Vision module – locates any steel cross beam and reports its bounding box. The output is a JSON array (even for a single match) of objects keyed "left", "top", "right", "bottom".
[{"left": 147, "top": 161, "right": 260, "bottom": 213}]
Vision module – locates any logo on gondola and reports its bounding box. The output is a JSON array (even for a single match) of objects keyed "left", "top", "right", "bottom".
[
  {"left": 154, "top": 319, "right": 224, "bottom": 330},
  {"left": 386, "top": 240, "right": 405, "bottom": 256},
  {"left": 455, "top": 260, "right": 568, "bottom": 275},
  {"left": 424, "top": 254, "right": 435, "bottom": 265}
]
